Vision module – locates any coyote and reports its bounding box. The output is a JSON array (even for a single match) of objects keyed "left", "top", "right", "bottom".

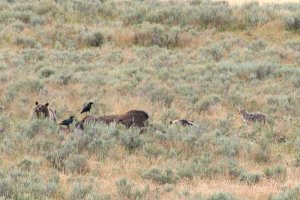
[{"left": 238, "top": 108, "right": 267, "bottom": 124}]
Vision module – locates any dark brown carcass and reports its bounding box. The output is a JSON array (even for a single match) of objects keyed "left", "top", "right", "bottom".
[{"left": 75, "top": 110, "right": 149, "bottom": 130}]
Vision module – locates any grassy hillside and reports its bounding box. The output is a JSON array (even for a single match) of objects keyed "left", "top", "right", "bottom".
[
  {"left": 225, "top": 0, "right": 300, "bottom": 5},
  {"left": 0, "top": 0, "right": 300, "bottom": 199}
]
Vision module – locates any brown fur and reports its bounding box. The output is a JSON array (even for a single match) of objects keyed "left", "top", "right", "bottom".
[
  {"left": 34, "top": 101, "right": 57, "bottom": 122},
  {"left": 75, "top": 115, "right": 120, "bottom": 130},
  {"left": 76, "top": 110, "right": 149, "bottom": 130},
  {"left": 238, "top": 108, "right": 267, "bottom": 124},
  {"left": 117, "top": 110, "right": 149, "bottom": 128}
]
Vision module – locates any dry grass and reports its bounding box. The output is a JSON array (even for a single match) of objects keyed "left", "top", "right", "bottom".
[
  {"left": 0, "top": 0, "right": 300, "bottom": 199},
  {"left": 159, "top": 0, "right": 300, "bottom": 4},
  {"left": 224, "top": 0, "right": 300, "bottom": 5}
]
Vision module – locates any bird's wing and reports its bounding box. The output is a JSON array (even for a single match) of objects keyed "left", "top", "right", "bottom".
[
  {"left": 59, "top": 120, "right": 67, "bottom": 125},
  {"left": 81, "top": 106, "right": 89, "bottom": 112}
]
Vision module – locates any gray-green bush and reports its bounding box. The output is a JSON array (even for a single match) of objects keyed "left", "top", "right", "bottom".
[
  {"left": 116, "top": 178, "right": 148, "bottom": 200},
  {"left": 142, "top": 167, "right": 179, "bottom": 184}
]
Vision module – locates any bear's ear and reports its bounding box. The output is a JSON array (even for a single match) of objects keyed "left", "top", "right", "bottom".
[
  {"left": 35, "top": 101, "right": 39, "bottom": 105},
  {"left": 45, "top": 103, "right": 49, "bottom": 107}
]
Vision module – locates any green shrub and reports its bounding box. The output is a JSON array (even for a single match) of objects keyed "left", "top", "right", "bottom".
[
  {"left": 0, "top": 116, "right": 10, "bottom": 134},
  {"left": 54, "top": 40, "right": 63, "bottom": 50},
  {"left": 17, "top": 159, "right": 38, "bottom": 172},
  {"left": 143, "top": 144, "right": 163, "bottom": 159},
  {"left": 87, "top": 137, "right": 111, "bottom": 160},
  {"left": 248, "top": 39, "right": 267, "bottom": 51},
  {"left": 178, "top": 165, "right": 194, "bottom": 180},
  {"left": 267, "top": 95, "right": 294, "bottom": 113},
  {"left": 216, "top": 135, "right": 240, "bottom": 157},
  {"left": 0, "top": 170, "right": 64, "bottom": 199},
  {"left": 33, "top": 1, "right": 59, "bottom": 16},
  {"left": 14, "top": 11, "right": 36, "bottom": 24},
  {"left": 196, "top": 95, "right": 221, "bottom": 112},
  {"left": 116, "top": 178, "right": 148, "bottom": 200},
  {"left": 291, "top": 76, "right": 300, "bottom": 88},
  {"left": 239, "top": 172, "right": 260, "bottom": 185},
  {"left": 133, "top": 23, "right": 180, "bottom": 48},
  {"left": 195, "top": 3, "right": 234, "bottom": 30},
  {"left": 0, "top": 63, "right": 7, "bottom": 72},
  {"left": 226, "top": 160, "right": 260, "bottom": 184},
  {"left": 228, "top": 165, "right": 244, "bottom": 180},
  {"left": 64, "top": 154, "right": 89, "bottom": 174},
  {"left": 72, "top": 0, "right": 102, "bottom": 17},
  {"left": 122, "top": 2, "right": 147, "bottom": 25},
  {"left": 21, "top": 119, "right": 56, "bottom": 139},
  {"left": 142, "top": 167, "right": 178, "bottom": 184},
  {"left": 205, "top": 44, "right": 224, "bottom": 62},
  {"left": 190, "top": 193, "right": 206, "bottom": 200},
  {"left": 254, "top": 140, "right": 271, "bottom": 163},
  {"left": 81, "top": 31, "right": 104, "bottom": 47},
  {"left": 68, "top": 181, "right": 100, "bottom": 200},
  {"left": 178, "top": 154, "right": 221, "bottom": 180},
  {"left": 122, "top": 1, "right": 234, "bottom": 30},
  {"left": 294, "top": 152, "right": 300, "bottom": 167},
  {"left": 164, "top": 184, "right": 175, "bottom": 193},
  {"left": 30, "top": 15, "right": 44, "bottom": 26},
  {"left": 30, "top": 138, "right": 56, "bottom": 154},
  {"left": 14, "top": 35, "right": 37, "bottom": 48},
  {"left": 285, "top": 41, "right": 300, "bottom": 51},
  {"left": 121, "top": 131, "right": 143, "bottom": 152},
  {"left": 183, "top": 132, "right": 201, "bottom": 147},
  {"left": 46, "top": 144, "right": 73, "bottom": 171},
  {"left": 208, "top": 192, "right": 240, "bottom": 200},
  {"left": 269, "top": 186, "right": 300, "bottom": 200},
  {"left": 236, "top": 62, "right": 276, "bottom": 81},
  {"left": 285, "top": 13, "right": 300, "bottom": 31},
  {"left": 241, "top": 2, "right": 271, "bottom": 27},
  {"left": 11, "top": 20, "right": 25, "bottom": 31},
  {"left": 61, "top": 74, "right": 73, "bottom": 85},
  {"left": 39, "top": 67, "right": 56, "bottom": 78},
  {"left": 0, "top": 179, "right": 13, "bottom": 199},
  {"left": 294, "top": 137, "right": 300, "bottom": 167},
  {"left": 264, "top": 165, "right": 287, "bottom": 180},
  {"left": 45, "top": 180, "right": 63, "bottom": 199},
  {"left": 215, "top": 116, "right": 234, "bottom": 137},
  {"left": 107, "top": 51, "right": 124, "bottom": 64},
  {"left": 23, "top": 79, "right": 44, "bottom": 92}
]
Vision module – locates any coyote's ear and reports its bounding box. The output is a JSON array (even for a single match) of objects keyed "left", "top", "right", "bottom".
[
  {"left": 45, "top": 103, "right": 49, "bottom": 107},
  {"left": 35, "top": 101, "right": 39, "bottom": 105}
]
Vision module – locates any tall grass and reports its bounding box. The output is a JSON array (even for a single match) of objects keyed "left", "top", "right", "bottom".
[{"left": 0, "top": 0, "right": 299, "bottom": 199}]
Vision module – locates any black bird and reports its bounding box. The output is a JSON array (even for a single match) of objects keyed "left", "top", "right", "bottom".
[
  {"left": 59, "top": 116, "right": 74, "bottom": 129},
  {"left": 81, "top": 102, "right": 94, "bottom": 114}
]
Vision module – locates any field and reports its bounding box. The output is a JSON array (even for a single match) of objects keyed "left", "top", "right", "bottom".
[
  {"left": 0, "top": 0, "right": 300, "bottom": 199},
  {"left": 223, "top": 0, "right": 300, "bottom": 4}
]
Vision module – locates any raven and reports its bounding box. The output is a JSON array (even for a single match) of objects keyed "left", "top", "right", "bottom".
[
  {"left": 59, "top": 116, "right": 74, "bottom": 129},
  {"left": 81, "top": 102, "right": 94, "bottom": 114}
]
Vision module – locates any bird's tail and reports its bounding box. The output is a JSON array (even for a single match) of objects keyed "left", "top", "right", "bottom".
[{"left": 80, "top": 111, "right": 84, "bottom": 114}]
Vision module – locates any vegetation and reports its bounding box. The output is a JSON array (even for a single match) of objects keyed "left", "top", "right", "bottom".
[{"left": 0, "top": 0, "right": 300, "bottom": 199}]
